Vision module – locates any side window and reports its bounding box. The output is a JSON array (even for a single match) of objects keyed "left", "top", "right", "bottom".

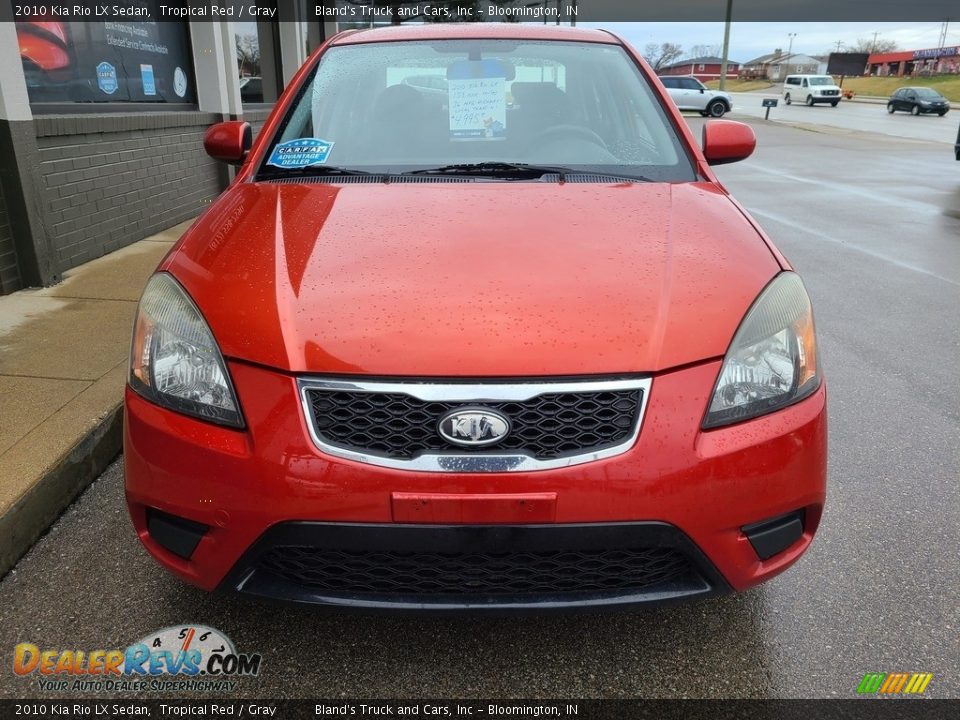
[
  {"left": 681, "top": 78, "right": 700, "bottom": 90},
  {"left": 660, "top": 77, "right": 677, "bottom": 88},
  {"left": 802, "top": 79, "right": 808, "bottom": 87}
]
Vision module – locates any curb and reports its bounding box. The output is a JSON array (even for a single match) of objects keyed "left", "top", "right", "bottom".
[{"left": 0, "top": 404, "right": 123, "bottom": 578}]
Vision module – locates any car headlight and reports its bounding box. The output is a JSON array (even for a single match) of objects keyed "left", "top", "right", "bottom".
[
  {"left": 129, "top": 273, "right": 243, "bottom": 428},
  {"left": 703, "top": 272, "right": 820, "bottom": 429}
]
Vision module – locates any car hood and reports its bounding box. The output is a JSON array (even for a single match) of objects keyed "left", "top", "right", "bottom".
[{"left": 164, "top": 180, "right": 780, "bottom": 376}]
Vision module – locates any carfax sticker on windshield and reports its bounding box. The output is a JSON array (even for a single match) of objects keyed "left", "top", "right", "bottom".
[{"left": 267, "top": 138, "right": 334, "bottom": 168}]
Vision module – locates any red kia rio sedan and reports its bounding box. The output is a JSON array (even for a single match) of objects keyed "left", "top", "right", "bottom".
[{"left": 125, "top": 24, "right": 826, "bottom": 612}]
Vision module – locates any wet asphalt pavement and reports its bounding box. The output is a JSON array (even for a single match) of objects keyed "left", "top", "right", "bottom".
[
  {"left": 1, "top": 119, "right": 958, "bottom": 700},
  {"left": 728, "top": 90, "right": 958, "bottom": 146}
]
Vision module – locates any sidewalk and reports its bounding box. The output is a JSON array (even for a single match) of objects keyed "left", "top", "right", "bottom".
[{"left": 0, "top": 219, "right": 193, "bottom": 577}]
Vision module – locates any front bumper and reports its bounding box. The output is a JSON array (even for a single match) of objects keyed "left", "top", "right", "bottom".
[{"left": 124, "top": 358, "right": 827, "bottom": 610}]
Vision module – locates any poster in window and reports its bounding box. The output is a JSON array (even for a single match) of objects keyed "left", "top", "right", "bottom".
[{"left": 16, "top": 8, "right": 195, "bottom": 104}]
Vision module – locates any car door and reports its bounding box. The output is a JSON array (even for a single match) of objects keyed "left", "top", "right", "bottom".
[
  {"left": 905, "top": 90, "right": 918, "bottom": 111},
  {"left": 659, "top": 77, "right": 683, "bottom": 108},
  {"left": 681, "top": 77, "right": 707, "bottom": 110},
  {"left": 665, "top": 77, "right": 694, "bottom": 110}
]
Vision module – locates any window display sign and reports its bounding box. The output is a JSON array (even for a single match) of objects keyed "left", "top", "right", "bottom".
[
  {"left": 447, "top": 59, "right": 507, "bottom": 141},
  {"left": 16, "top": 13, "right": 195, "bottom": 104}
]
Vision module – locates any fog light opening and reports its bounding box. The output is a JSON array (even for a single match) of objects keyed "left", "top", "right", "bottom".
[{"left": 742, "top": 510, "right": 805, "bottom": 561}]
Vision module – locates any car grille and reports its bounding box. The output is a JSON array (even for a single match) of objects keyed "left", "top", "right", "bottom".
[
  {"left": 304, "top": 387, "right": 642, "bottom": 460},
  {"left": 256, "top": 545, "right": 694, "bottom": 597},
  {"left": 822, "top": 90, "right": 839, "bottom": 96}
]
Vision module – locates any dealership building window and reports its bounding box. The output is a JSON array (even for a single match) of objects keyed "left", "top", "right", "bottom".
[
  {"left": 0, "top": 7, "right": 322, "bottom": 295},
  {"left": 235, "top": 20, "right": 282, "bottom": 107},
  {"left": 16, "top": 19, "right": 197, "bottom": 107}
]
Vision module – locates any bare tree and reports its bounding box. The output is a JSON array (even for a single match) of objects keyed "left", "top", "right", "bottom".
[
  {"left": 235, "top": 34, "right": 260, "bottom": 77},
  {"left": 687, "top": 44, "right": 722, "bottom": 60},
  {"left": 848, "top": 37, "right": 899, "bottom": 54},
  {"left": 643, "top": 42, "right": 684, "bottom": 71}
]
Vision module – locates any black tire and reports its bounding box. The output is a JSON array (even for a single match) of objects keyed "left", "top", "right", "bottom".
[
  {"left": 806, "top": 95, "right": 815, "bottom": 107},
  {"left": 938, "top": 111, "right": 947, "bottom": 117},
  {"left": 831, "top": 101, "right": 839, "bottom": 107},
  {"left": 784, "top": 93, "right": 791, "bottom": 105},
  {"left": 707, "top": 100, "right": 726, "bottom": 118},
  {"left": 887, "top": 103, "right": 895, "bottom": 114},
  {"left": 910, "top": 105, "right": 920, "bottom": 116}
]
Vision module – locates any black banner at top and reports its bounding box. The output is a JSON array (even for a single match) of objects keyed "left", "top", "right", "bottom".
[{"left": 2, "top": 0, "right": 959, "bottom": 23}]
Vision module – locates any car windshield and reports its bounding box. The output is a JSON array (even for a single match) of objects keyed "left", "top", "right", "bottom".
[
  {"left": 259, "top": 39, "right": 695, "bottom": 182},
  {"left": 808, "top": 77, "right": 835, "bottom": 86},
  {"left": 914, "top": 88, "right": 942, "bottom": 99}
]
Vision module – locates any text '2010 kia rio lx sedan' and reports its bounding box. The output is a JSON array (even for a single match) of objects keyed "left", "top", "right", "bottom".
[{"left": 125, "top": 24, "right": 826, "bottom": 612}]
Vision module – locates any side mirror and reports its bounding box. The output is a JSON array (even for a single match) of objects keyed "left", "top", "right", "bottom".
[
  {"left": 702, "top": 120, "right": 756, "bottom": 166},
  {"left": 204, "top": 121, "right": 251, "bottom": 165},
  {"left": 699, "top": 87, "right": 705, "bottom": 93}
]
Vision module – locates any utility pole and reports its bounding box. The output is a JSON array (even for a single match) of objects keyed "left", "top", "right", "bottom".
[
  {"left": 871, "top": 31, "right": 880, "bottom": 52},
  {"left": 570, "top": 0, "right": 577, "bottom": 26},
  {"left": 719, "top": 0, "right": 733, "bottom": 91},
  {"left": 834, "top": 40, "right": 844, "bottom": 52},
  {"left": 787, "top": 32, "right": 797, "bottom": 57}
]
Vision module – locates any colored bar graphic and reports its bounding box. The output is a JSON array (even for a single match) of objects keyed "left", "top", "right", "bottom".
[
  {"left": 858, "top": 672, "right": 933, "bottom": 695},
  {"left": 857, "top": 673, "right": 886, "bottom": 694}
]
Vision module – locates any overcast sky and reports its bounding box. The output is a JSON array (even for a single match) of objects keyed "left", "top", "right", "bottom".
[{"left": 579, "top": 22, "right": 960, "bottom": 61}]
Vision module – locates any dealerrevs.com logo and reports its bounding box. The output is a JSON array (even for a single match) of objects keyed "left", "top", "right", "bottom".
[{"left": 13, "top": 625, "right": 262, "bottom": 693}]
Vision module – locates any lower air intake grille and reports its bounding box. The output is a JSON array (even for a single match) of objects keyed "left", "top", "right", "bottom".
[{"left": 257, "top": 545, "right": 693, "bottom": 596}]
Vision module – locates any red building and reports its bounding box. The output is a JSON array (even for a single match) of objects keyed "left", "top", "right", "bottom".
[
  {"left": 658, "top": 56, "right": 740, "bottom": 82},
  {"left": 868, "top": 46, "right": 960, "bottom": 76}
]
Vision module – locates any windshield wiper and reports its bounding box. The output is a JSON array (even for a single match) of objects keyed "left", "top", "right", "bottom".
[
  {"left": 405, "top": 162, "right": 574, "bottom": 180},
  {"left": 257, "top": 165, "right": 376, "bottom": 179}
]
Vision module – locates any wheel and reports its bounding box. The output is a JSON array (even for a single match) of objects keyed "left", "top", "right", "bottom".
[
  {"left": 887, "top": 103, "right": 895, "bottom": 114},
  {"left": 784, "top": 93, "right": 791, "bottom": 105},
  {"left": 938, "top": 111, "right": 947, "bottom": 117},
  {"left": 831, "top": 101, "right": 839, "bottom": 107},
  {"left": 910, "top": 105, "right": 920, "bottom": 116},
  {"left": 707, "top": 100, "right": 727, "bottom": 118},
  {"left": 806, "top": 95, "right": 815, "bottom": 107}
]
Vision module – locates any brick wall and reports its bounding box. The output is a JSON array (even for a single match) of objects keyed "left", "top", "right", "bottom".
[
  {"left": 33, "top": 112, "right": 223, "bottom": 272},
  {"left": 0, "top": 175, "right": 19, "bottom": 294}
]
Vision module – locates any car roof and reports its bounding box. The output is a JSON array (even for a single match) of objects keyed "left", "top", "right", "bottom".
[{"left": 330, "top": 23, "right": 620, "bottom": 46}]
